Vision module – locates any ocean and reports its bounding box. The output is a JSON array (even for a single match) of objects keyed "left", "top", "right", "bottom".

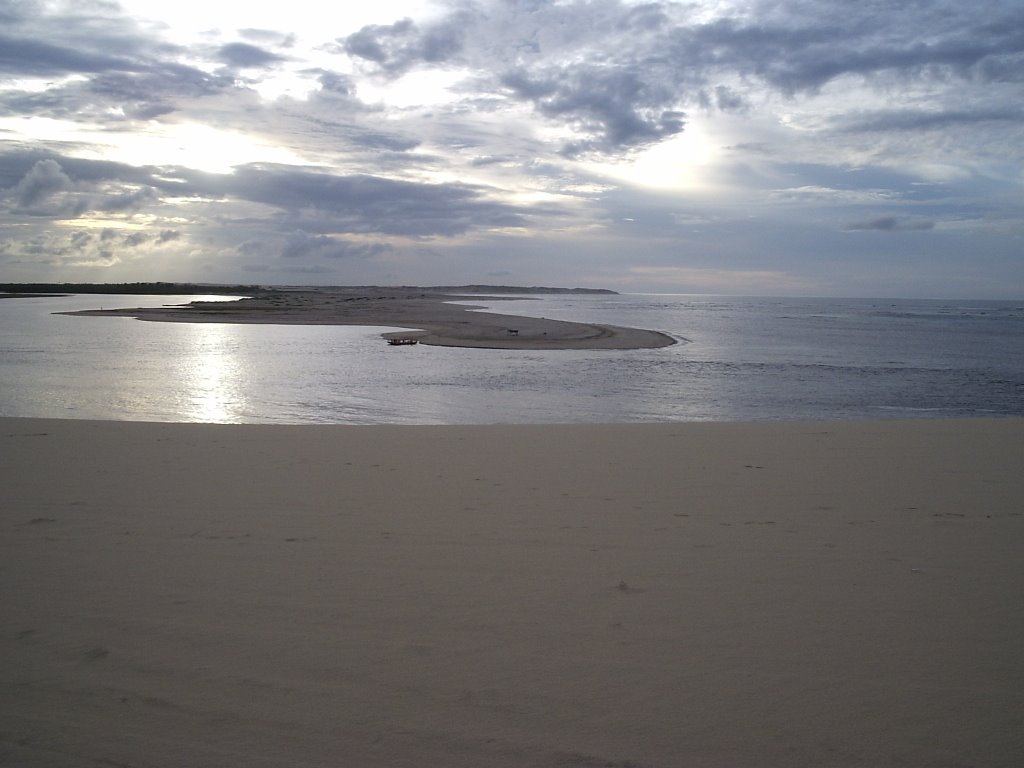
[{"left": 1, "top": 292, "right": 1021, "bottom": 424}]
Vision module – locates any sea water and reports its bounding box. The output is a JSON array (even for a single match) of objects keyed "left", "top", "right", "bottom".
[{"left": 1, "top": 292, "right": 1021, "bottom": 424}]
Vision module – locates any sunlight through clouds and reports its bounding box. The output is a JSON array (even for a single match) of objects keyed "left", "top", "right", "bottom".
[
  {"left": 582, "top": 121, "right": 725, "bottom": 192},
  {"left": 114, "top": 0, "right": 445, "bottom": 43},
  {"left": 1, "top": 0, "right": 1021, "bottom": 296},
  {"left": 98, "top": 124, "right": 311, "bottom": 174}
]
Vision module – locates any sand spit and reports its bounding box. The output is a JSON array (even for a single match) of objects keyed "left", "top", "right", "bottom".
[
  {"left": 2, "top": 417, "right": 1022, "bottom": 767},
  {"left": 61, "top": 286, "right": 678, "bottom": 350}
]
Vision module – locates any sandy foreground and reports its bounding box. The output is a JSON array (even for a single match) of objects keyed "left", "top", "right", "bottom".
[
  {"left": 61, "top": 287, "right": 678, "bottom": 350},
  {"left": 2, "top": 417, "right": 1022, "bottom": 767}
]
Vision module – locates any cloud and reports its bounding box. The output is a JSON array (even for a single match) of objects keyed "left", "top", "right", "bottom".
[
  {"left": 667, "top": 3, "right": 1024, "bottom": 94},
  {"left": 1, "top": 150, "right": 545, "bottom": 239},
  {"left": 770, "top": 185, "right": 896, "bottom": 204},
  {"left": 3, "top": 156, "right": 164, "bottom": 218},
  {"left": 844, "top": 216, "right": 937, "bottom": 232},
  {"left": 0, "top": 6, "right": 236, "bottom": 125},
  {"left": 0, "top": 0, "right": 1022, "bottom": 295},
  {"left": 217, "top": 42, "right": 285, "bottom": 69},
  {"left": 0, "top": 223, "right": 158, "bottom": 270},
  {"left": 278, "top": 231, "right": 393, "bottom": 260},
  {"left": 335, "top": 0, "right": 1024, "bottom": 158},
  {"left": 4, "top": 36, "right": 110, "bottom": 78},
  {"left": 9, "top": 159, "right": 74, "bottom": 208},
  {"left": 342, "top": 16, "right": 466, "bottom": 76},
  {"left": 314, "top": 69, "right": 356, "bottom": 96},
  {"left": 209, "top": 164, "right": 537, "bottom": 237},
  {"left": 500, "top": 66, "right": 687, "bottom": 156},
  {"left": 0, "top": 151, "right": 158, "bottom": 192},
  {"left": 99, "top": 184, "right": 160, "bottom": 212},
  {"left": 832, "top": 107, "right": 1024, "bottom": 133},
  {"left": 124, "top": 231, "right": 149, "bottom": 247}
]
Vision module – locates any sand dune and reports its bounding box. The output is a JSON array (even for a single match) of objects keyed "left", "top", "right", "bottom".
[
  {"left": 2, "top": 417, "right": 1022, "bottom": 766},
  {"left": 62, "top": 287, "right": 678, "bottom": 350}
]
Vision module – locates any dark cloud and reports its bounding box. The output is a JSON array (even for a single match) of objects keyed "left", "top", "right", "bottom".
[
  {"left": 334, "top": 0, "right": 1024, "bottom": 156},
  {"left": 278, "top": 231, "right": 393, "bottom": 260},
  {"left": 217, "top": 42, "right": 286, "bottom": 69},
  {"left": 3, "top": 156, "right": 162, "bottom": 217},
  {"left": 342, "top": 16, "right": 466, "bottom": 75},
  {"left": 2, "top": 150, "right": 543, "bottom": 240},
  {"left": 0, "top": 5, "right": 236, "bottom": 125},
  {"left": 833, "top": 107, "right": 1024, "bottom": 133},
  {"left": 10, "top": 159, "right": 74, "bottom": 208},
  {"left": 315, "top": 70, "right": 356, "bottom": 96},
  {"left": 708, "top": 85, "right": 746, "bottom": 112},
  {"left": 344, "top": 19, "right": 417, "bottom": 67},
  {"left": 0, "top": 0, "right": 187, "bottom": 80},
  {"left": 341, "top": 4, "right": 699, "bottom": 153},
  {"left": 355, "top": 131, "right": 422, "bottom": 152},
  {"left": 0, "top": 33, "right": 137, "bottom": 75},
  {"left": 618, "top": 3, "right": 672, "bottom": 32},
  {"left": 69, "top": 229, "right": 93, "bottom": 249},
  {"left": 86, "top": 64, "right": 232, "bottom": 114},
  {"left": 501, "top": 66, "right": 686, "bottom": 155},
  {"left": 0, "top": 151, "right": 158, "bottom": 190},
  {"left": 100, "top": 185, "right": 160, "bottom": 212},
  {"left": 844, "top": 217, "right": 936, "bottom": 232},
  {"left": 211, "top": 164, "right": 535, "bottom": 237},
  {"left": 0, "top": 49, "right": 231, "bottom": 124},
  {"left": 664, "top": 3, "right": 1024, "bottom": 94},
  {"left": 0, "top": 224, "right": 137, "bottom": 268},
  {"left": 67, "top": 226, "right": 184, "bottom": 252},
  {"left": 124, "top": 231, "right": 149, "bottom": 247}
]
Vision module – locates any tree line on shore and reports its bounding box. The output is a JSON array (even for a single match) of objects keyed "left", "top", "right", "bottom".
[{"left": 0, "top": 282, "right": 265, "bottom": 295}]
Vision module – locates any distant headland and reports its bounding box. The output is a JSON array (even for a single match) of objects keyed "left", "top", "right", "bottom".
[
  {"left": 0, "top": 282, "right": 617, "bottom": 297},
  {"left": 0, "top": 281, "right": 264, "bottom": 297}
]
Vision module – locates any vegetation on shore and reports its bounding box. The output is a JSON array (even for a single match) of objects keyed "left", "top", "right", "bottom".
[
  {"left": 1, "top": 282, "right": 617, "bottom": 296},
  {"left": 0, "top": 282, "right": 266, "bottom": 296}
]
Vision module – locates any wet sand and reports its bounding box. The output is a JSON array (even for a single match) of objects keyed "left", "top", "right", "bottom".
[
  {"left": 2, "top": 417, "right": 1022, "bottom": 767},
  {"left": 62, "top": 287, "right": 678, "bottom": 350}
]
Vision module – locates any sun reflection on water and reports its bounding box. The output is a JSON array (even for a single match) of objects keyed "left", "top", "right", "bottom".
[{"left": 182, "top": 323, "right": 246, "bottom": 422}]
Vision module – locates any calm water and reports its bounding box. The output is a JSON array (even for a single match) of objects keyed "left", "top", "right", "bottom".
[{"left": 1, "top": 292, "right": 1022, "bottom": 424}]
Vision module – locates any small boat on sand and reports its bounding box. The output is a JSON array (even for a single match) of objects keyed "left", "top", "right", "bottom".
[{"left": 387, "top": 338, "right": 419, "bottom": 346}]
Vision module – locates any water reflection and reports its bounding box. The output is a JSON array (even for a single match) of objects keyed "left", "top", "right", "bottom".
[
  {"left": 182, "top": 323, "right": 246, "bottom": 422},
  {"left": 2, "top": 294, "right": 1021, "bottom": 424}
]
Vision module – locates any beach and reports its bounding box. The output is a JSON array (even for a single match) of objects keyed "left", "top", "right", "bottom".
[
  {"left": 61, "top": 287, "right": 678, "bottom": 350},
  {"left": 2, "top": 417, "right": 1022, "bottom": 767}
]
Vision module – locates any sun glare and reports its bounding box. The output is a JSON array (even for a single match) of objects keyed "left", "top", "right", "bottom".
[
  {"left": 115, "top": 0, "right": 445, "bottom": 44},
  {"left": 106, "top": 123, "right": 309, "bottom": 173},
  {"left": 584, "top": 122, "right": 723, "bottom": 192},
  {"left": 357, "top": 69, "right": 467, "bottom": 109},
  {"left": 182, "top": 322, "right": 246, "bottom": 423},
  {"left": 0, "top": 116, "right": 309, "bottom": 174}
]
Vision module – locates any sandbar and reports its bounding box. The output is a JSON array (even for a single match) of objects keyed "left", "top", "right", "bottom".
[
  {"left": 2, "top": 417, "right": 1022, "bottom": 767},
  {"left": 62, "top": 286, "right": 678, "bottom": 350}
]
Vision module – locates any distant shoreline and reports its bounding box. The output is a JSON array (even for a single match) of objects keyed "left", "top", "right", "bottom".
[
  {"left": 1, "top": 282, "right": 617, "bottom": 297},
  {"left": 0, "top": 293, "right": 69, "bottom": 299},
  {"left": 54, "top": 285, "right": 677, "bottom": 351}
]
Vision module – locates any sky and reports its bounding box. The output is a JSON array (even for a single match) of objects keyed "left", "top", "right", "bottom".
[{"left": 1, "top": 0, "right": 1022, "bottom": 297}]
